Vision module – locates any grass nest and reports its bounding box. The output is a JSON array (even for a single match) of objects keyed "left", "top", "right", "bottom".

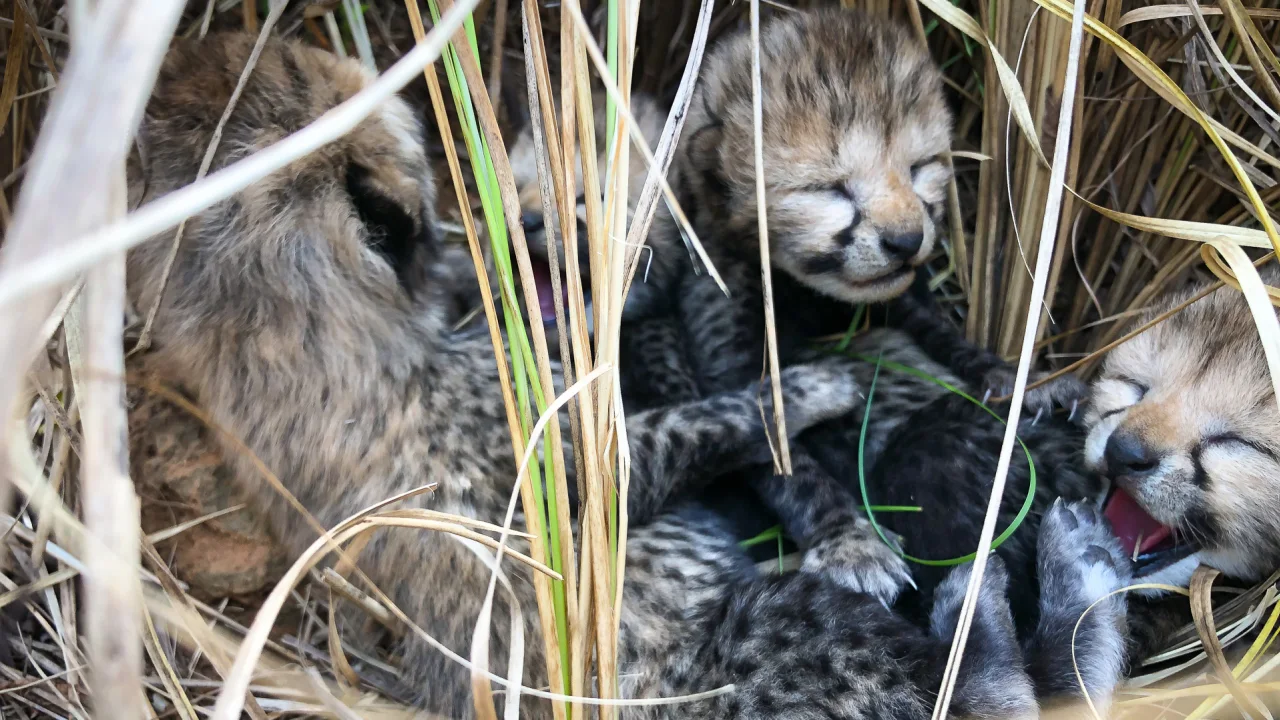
[{"left": 2, "top": 0, "right": 1280, "bottom": 717}]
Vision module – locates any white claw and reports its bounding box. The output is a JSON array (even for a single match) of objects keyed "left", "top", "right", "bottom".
[
  {"left": 1068, "top": 399, "right": 1079, "bottom": 422},
  {"left": 1033, "top": 408, "right": 1043, "bottom": 425},
  {"left": 905, "top": 573, "right": 918, "bottom": 591},
  {"left": 981, "top": 389, "right": 992, "bottom": 406}
]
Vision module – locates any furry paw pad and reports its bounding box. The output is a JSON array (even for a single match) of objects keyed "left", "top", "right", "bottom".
[
  {"left": 1038, "top": 499, "right": 1132, "bottom": 609},
  {"left": 773, "top": 358, "right": 864, "bottom": 430},
  {"left": 1033, "top": 499, "right": 1131, "bottom": 704},
  {"left": 801, "top": 527, "right": 913, "bottom": 605}
]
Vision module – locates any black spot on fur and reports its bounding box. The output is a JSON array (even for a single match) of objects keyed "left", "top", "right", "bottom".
[
  {"left": 802, "top": 252, "right": 846, "bottom": 275},
  {"left": 1190, "top": 444, "right": 1211, "bottom": 488}
]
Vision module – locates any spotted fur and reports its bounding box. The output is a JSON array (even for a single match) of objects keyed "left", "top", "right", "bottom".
[
  {"left": 125, "top": 33, "right": 1070, "bottom": 719},
  {"left": 633, "top": 7, "right": 1088, "bottom": 619},
  {"left": 557, "top": 10, "right": 1120, "bottom": 705},
  {"left": 124, "top": 34, "right": 893, "bottom": 718}
]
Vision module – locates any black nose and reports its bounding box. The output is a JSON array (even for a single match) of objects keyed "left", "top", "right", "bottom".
[
  {"left": 881, "top": 231, "right": 924, "bottom": 260},
  {"left": 1105, "top": 430, "right": 1160, "bottom": 476},
  {"left": 521, "top": 210, "right": 544, "bottom": 233}
]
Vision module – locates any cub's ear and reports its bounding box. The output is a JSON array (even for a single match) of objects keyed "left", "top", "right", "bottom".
[
  {"left": 346, "top": 163, "right": 435, "bottom": 293},
  {"left": 685, "top": 121, "right": 724, "bottom": 175}
]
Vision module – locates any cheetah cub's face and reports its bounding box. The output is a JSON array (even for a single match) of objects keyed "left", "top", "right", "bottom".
[
  {"left": 507, "top": 91, "right": 668, "bottom": 324},
  {"left": 683, "top": 9, "right": 952, "bottom": 303},
  {"left": 1083, "top": 274, "right": 1280, "bottom": 588}
]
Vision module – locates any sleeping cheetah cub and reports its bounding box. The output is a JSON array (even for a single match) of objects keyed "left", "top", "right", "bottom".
[
  {"left": 664, "top": 7, "right": 1085, "bottom": 405},
  {"left": 507, "top": 88, "right": 675, "bottom": 302},
  {"left": 445, "top": 88, "right": 672, "bottom": 334},
  {"left": 1084, "top": 269, "right": 1280, "bottom": 653},
  {"left": 505, "top": 88, "right": 709, "bottom": 407},
  {"left": 126, "top": 32, "right": 1073, "bottom": 719}
]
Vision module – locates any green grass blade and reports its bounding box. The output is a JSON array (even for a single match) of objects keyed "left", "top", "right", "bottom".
[
  {"left": 423, "top": 0, "right": 571, "bottom": 696},
  {"left": 848, "top": 350, "right": 1037, "bottom": 567}
]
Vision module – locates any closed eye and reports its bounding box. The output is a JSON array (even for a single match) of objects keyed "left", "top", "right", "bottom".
[
  {"left": 1204, "top": 433, "right": 1278, "bottom": 461},
  {"left": 1115, "top": 375, "right": 1149, "bottom": 398},
  {"left": 1099, "top": 375, "right": 1149, "bottom": 419},
  {"left": 910, "top": 155, "right": 942, "bottom": 178},
  {"left": 806, "top": 183, "right": 853, "bottom": 199}
]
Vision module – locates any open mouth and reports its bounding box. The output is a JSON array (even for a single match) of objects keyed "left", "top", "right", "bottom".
[
  {"left": 1102, "top": 487, "right": 1197, "bottom": 576},
  {"left": 529, "top": 256, "right": 591, "bottom": 327}
]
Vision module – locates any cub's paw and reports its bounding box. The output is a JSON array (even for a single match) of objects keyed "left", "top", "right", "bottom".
[
  {"left": 771, "top": 357, "right": 864, "bottom": 431},
  {"left": 1035, "top": 499, "right": 1131, "bottom": 702},
  {"left": 1038, "top": 499, "right": 1132, "bottom": 613},
  {"left": 801, "top": 525, "right": 913, "bottom": 606},
  {"left": 981, "top": 366, "right": 1087, "bottom": 422}
]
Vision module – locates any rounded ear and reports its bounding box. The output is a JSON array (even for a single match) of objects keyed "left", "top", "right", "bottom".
[
  {"left": 346, "top": 163, "right": 438, "bottom": 296},
  {"left": 685, "top": 121, "right": 723, "bottom": 174}
]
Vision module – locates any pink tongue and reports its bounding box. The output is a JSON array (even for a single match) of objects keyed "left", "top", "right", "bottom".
[
  {"left": 531, "top": 258, "right": 559, "bottom": 321},
  {"left": 1104, "top": 489, "right": 1172, "bottom": 557}
]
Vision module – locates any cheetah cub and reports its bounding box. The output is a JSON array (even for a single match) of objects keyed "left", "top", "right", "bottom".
[
  {"left": 1084, "top": 269, "right": 1280, "bottom": 655},
  {"left": 877, "top": 270, "right": 1280, "bottom": 696},
  {"left": 507, "top": 89, "right": 675, "bottom": 310},
  {"left": 443, "top": 88, "right": 671, "bottom": 331},
  {"left": 504, "top": 87, "right": 711, "bottom": 410},
  {"left": 665, "top": 7, "right": 1085, "bottom": 407},
  {"left": 126, "top": 33, "right": 880, "bottom": 718}
]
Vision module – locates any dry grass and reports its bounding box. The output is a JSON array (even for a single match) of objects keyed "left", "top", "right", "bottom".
[{"left": 1, "top": 0, "right": 1280, "bottom": 717}]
